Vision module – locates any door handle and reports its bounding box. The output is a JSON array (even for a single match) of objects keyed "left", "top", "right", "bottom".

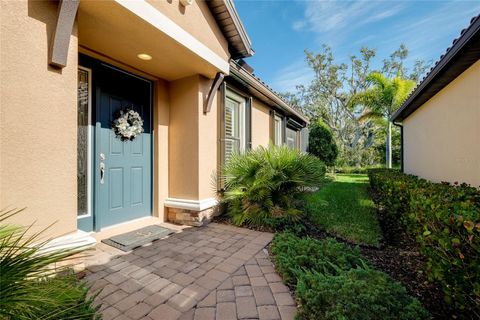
[{"left": 100, "top": 162, "right": 105, "bottom": 184}]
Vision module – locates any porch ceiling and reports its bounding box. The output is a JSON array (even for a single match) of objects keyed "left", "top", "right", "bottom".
[{"left": 78, "top": 1, "right": 228, "bottom": 80}]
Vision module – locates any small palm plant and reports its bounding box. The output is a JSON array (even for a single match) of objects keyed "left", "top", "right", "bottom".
[
  {"left": 0, "top": 208, "right": 100, "bottom": 320},
  {"left": 222, "top": 144, "right": 326, "bottom": 226}
]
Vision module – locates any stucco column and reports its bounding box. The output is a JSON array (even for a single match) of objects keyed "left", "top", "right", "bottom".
[{"left": 167, "top": 75, "right": 219, "bottom": 226}]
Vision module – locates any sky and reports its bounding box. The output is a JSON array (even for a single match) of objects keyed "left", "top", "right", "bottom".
[{"left": 234, "top": 0, "right": 480, "bottom": 93}]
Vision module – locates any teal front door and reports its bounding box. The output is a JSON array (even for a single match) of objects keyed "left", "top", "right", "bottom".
[{"left": 94, "top": 63, "right": 152, "bottom": 230}]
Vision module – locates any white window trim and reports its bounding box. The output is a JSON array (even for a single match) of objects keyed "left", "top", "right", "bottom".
[
  {"left": 77, "top": 66, "right": 93, "bottom": 220},
  {"left": 225, "top": 89, "right": 247, "bottom": 153},
  {"left": 274, "top": 115, "right": 284, "bottom": 146}
]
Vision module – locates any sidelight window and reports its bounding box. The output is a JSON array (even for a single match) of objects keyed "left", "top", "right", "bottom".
[{"left": 77, "top": 67, "right": 92, "bottom": 218}]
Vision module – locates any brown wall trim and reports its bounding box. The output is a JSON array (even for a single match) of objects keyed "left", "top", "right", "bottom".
[{"left": 204, "top": 72, "right": 225, "bottom": 114}]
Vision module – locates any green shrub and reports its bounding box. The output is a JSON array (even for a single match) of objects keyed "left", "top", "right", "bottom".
[
  {"left": 271, "top": 232, "right": 429, "bottom": 319},
  {"left": 368, "top": 169, "right": 480, "bottom": 314},
  {"left": 308, "top": 120, "right": 338, "bottom": 167},
  {"left": 26, "top": 273, "right": 100, "bottom": 320},
  {"left": 296, "top": 268, "right": 429, "bottom": 320},
  {"left": 334, "top": 165, "right": 384, "bottom": 174},
  {"left": 0, "top": 209, "right": 101, "bottom": 319},
  {"left": 222, "top": 145, "right": 326, "bottom": 226},
  {"left": 270, "top": 232, "right": 365, "bottom": 286},
  {"left": 256, "top": 214, "right": 307, "bottom": 234}
]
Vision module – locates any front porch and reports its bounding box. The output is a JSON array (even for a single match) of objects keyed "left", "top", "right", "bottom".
[{"left": 82, "top": 223, "right": 295, "bottom": 320}]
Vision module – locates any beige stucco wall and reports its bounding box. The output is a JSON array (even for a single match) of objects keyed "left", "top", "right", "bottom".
[
  {"left": 252, "top": 98, "right": 272, "bottom": 148},
  {"left": 169, "top": 76, "right": 200, "bottom": 199},
  {"left": 403, "top": 59, "right": 480, "bottom": 187},
  {"left": 168, "top": 75, "right": 219, "bottom": 201},
  {"left": 0, "top": 0, "right": 78, "bottom": 237},
  {"left": 146, "top": 0, "right": 229, "bottom": 62},
  {"left": 198, "top": 76, "right": 219, "bottom": 199},
  {"left": 0, "top": 0, "right": 225, "bottom": 238},
  {"left": 153, "top": 80, "right": 170, "bottom": 221}
]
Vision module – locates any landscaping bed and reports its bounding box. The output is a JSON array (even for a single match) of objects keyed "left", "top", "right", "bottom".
[
  {"left": 368, "top": 169, "right": 479, "bottom": 318},
  {"left": 359, "top": 218, "right": 449, "bottom": 319},
  {"left": 216, "top": 146, "right": 478, "bottom": 319},
  {"left": 270, "top": 232, "right": 429, "bottom": 320}
]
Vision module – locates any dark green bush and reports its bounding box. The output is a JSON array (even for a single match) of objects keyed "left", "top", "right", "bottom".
[
  {"left": 296, "top": 268, "right": 429, "bottom": 320},
  {"left": 271, "top": 232, "right": 366, "bottom": 286},
  {"left": 368, "top": 168, "right": 480, "bottom": 315},
  {"left": 271, "top": 232, "right": 429, "bottom": 319},
  {"left": 222, "top": 145, "right": 326, "bottom": 226},
  {"left": 308, "top": 120, "right": 338, "bottom": 167}
]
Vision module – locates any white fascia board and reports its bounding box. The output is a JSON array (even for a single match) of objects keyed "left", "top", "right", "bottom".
[
  {"left": 165, "top": 197, "right": 218, "bottom": 211},
  {"left": 115, "top": 0, "right": 230, "bottom": 74}
]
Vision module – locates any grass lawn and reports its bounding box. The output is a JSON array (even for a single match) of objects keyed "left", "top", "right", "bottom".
[{"left": 305, "top": 174, "right": 382, "bottom": 246}]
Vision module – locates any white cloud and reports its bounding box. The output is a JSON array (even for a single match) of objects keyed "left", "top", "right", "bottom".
[
  {"left": 271, "top": 59, "right": 314, "bottom": 93},
  {"left": 276, "top": 0, "right": 480, "bottom": 93},
  {"left": 292, "top": 20, "right": 306, "bottom": 31},
  {"left": 293, "top": 1, "right": 406, "bottom": 35},
  {"left": 291, "top": 0, "right": 480, "bottom": 75},
  {"left": 375, "top": 2, "right": 480, "bottom": 61}
]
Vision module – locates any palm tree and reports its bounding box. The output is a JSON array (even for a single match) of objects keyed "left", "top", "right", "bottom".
[{"left": 350, "top": 72, "right": 415, "bottom": 168}]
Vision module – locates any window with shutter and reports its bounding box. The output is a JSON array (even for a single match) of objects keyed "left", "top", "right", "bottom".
[
  {"left": 274, "top": 115, "right": 284, "bottom": 146},
  {"left": 223, "top": 89, "right": 247, "bottom": 165},
  {"left": 286, "top": 127, "right": 299, "bottom": 150}
]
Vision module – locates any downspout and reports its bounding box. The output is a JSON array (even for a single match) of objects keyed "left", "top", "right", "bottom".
[{"left": 393, "top": 121, "right": 404, "bottom": 172}]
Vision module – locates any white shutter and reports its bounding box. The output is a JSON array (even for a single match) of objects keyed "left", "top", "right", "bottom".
[
  {"left": 274, "top": 115, "right": 283, "bottom": 146},
  {"left": 224, "top": 97, "right": 240, "bottom": 163}
]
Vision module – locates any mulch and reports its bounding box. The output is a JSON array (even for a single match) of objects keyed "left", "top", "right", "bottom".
[
  {"left": 212, "top": 207, "right": 454, "bottom": 319},
  {"left": 301, "top": 203, "right": 454, "bottom": 319},
  {"left": 360, "top": 214, "right": 452, "bottom": 319}
]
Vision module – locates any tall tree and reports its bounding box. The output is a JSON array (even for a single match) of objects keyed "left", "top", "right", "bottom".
[
  {"left": 284, "top": 44, "right": 428, "bottom": 167},
  {"left": 351, "top": 73, "right": 415, "bottom": 167},
  {"left": 382, "top": 43, "right": 431, "bottom": 82},
  {"left": 291, "top": 45, "right": 382, "bottom": 166}
]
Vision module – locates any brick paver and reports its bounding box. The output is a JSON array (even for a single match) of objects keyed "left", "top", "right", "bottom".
[{"left": 83, "top": 223, "right": 296, "bottom": 319}]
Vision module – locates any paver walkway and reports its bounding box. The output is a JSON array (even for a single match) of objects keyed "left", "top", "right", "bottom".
[{"left": 82, "top": 223, "right": 296, "bottom": 320}]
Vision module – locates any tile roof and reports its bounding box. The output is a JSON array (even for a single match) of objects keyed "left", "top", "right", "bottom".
[{"left": 391, "top": 14, "right": 480, "bottom": 122}]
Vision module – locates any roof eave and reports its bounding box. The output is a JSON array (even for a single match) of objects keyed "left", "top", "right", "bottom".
[
  {"left": 224, "top": 0, "right": 254, "bottom": 58},
  {"left": 391, "top": 15, "right": 480, "bottom": 122},
  {"left": 207, "top": 0, "right": 254, "bottom": 60}
]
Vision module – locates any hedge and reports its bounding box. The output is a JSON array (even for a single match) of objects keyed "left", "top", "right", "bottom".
[
  {"left": 368, "top": 168, "right": 480, "bottom": 315},
  {"left": 296, "top": 268, "right": 428, "bottom": 320},
  {"left": 271, "top": 233, "right": 428, "bottom": 319},
  {"left": 271, "top": 232, "right": 365, "bottom": 286}
]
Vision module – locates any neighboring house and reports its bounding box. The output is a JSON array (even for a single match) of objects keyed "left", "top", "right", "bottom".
[
  {"left": 0, "top": 0, "right": 307, "bottom": 242},
  {"left": 391, "top": 15, "right": 480, "bottom": 187}
]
